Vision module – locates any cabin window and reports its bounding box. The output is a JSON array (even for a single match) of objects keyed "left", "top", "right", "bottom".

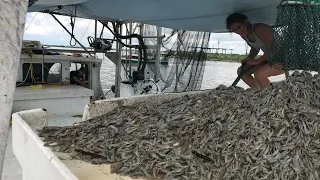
[
  {"left": 70, "top": 62, "right": 83, "bottom": 71},
  {"left": 46, "top": 63, "right": 62, "bottom": 83},
  {"left": 69, "top": 62, "right": 89, "bottom": 88},
  {"left": 70, "top": 62, "right": 89, "bottom": 81},
  {"left": 22, "top": 63, "right": 62, "bottom": 84}
]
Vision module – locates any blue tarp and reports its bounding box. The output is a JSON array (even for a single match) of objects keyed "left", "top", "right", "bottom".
[{"left": 28, "top": 0, "right": 282, "bottom": 32}]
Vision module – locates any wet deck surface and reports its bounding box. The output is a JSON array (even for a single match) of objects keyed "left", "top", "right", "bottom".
[{"left": 2, "top": 127, "right": 22, "bottom": 180}]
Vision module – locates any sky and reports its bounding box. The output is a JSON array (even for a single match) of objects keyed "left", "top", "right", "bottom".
[{"left": 23, "top": 12, "right": 253, "bottom": 55}]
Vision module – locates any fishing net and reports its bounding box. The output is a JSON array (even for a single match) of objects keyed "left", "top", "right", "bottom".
[
  {"left": 269, "top": 0, "right": 320, "bottom": 71},
  {"left": 98, "top": 21, "right": 210, "bottom": 94},
  {"left": 142, "top": 25, "right": 211, "bottom": 93}
]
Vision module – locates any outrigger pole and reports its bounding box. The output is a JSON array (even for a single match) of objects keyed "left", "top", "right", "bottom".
[{"left": 0, "top": 0, "right": 28, "bottom": 178}]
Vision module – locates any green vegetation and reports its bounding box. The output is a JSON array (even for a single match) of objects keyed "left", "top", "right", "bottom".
[
  {"left": 165, "top": 50, "right": 261, "bottom": 63},
  {"left": 207, "top": 53, "right": 249, "bottom": 62}
]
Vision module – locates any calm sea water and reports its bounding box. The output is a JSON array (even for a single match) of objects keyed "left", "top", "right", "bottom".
[{"left": 99, "top": 56, "right": 287, "bottom": 91}]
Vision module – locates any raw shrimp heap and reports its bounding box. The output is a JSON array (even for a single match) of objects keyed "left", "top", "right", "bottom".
[{"left": 39, "top": 71, "right": 320, "bottom": 180}]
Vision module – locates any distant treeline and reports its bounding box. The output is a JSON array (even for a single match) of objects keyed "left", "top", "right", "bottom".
[
  {"left": 207, "top": 53, "right": 250, "bottom": 62},
  {"left": 164, "top": 51, "right": 261, "bottom": 63}
]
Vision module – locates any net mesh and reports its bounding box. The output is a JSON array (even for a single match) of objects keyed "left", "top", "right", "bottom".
[
  {"left": 142, "top": 25, "right": 211, "bottom": 93},
  {"left": 269, "top": 0, "right": 320, "bottom": 71}
]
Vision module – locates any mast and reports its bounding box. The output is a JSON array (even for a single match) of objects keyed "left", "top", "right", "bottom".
[
  {"left": 155, "top": 26, "right": 161, "bottom": 82},
  {"left": 0, "top": 0, "right": 28, "bottom": 177},
  {"left": 115, "top": 23, "right": 122, "bottom": 98}
]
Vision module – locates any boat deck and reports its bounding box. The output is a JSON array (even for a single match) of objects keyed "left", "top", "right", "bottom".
[{"left": 2, "top": 126, "right": 21, "bottom": 180}]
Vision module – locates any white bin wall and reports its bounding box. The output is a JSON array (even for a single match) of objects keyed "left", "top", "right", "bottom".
[
  {"left": 13, "top": 97, "right": 89, "bottom": 116},
  {"left": 82, "top": 89, "right": 211, "bottom": 121},
  {"left": 12, "top": 109, "right": 78, "bottom": 180}
]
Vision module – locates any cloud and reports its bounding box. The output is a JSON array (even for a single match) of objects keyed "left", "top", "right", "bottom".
[
  {"left": 24, "top": 12, "right": 114, "bottom": 46},
  {"left": 25, "top": 13, "right": 64, "bottom": 36},
  {"left": 210, "top": 33, "right": 244, "bottom": 42}
]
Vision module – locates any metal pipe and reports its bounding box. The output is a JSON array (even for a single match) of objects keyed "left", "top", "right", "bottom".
[
  {"left": 43, "top": 44, "right": 94, "bottom": 49},
  {"left": 174, "top": 33, "right": 181, "bottom": 92},
  {"left": 115, "top": 24, "right": 122, "bottom": 98},
  {"left": 94, "top": 20, "right": 97, "bottom": 54},
  {"left": 42, "top": 52, "right": 45, "bottom": 82},
  {"left": 175, "top": 58, "right": 179, "bottom": 92},
  {"left": 0, "top": 0, "right": 28, "bottom": 177},
  {"left": 99, "top": 24, "right": 105, "bottom": 38},
  {"left": 139, "top": 24, "right": 144, "bottom": 65},
  {"left": 129, "top": 23, "right": 132, "bottom": 78},
  {"left": 50, "top": 14, "right": 94, "bottom": 57},
  {"left": 94, "top": 20, "right": 97, "bottom": 39},
  {"left": 155, "top": 26, "right": 162, "bottom": 82}
]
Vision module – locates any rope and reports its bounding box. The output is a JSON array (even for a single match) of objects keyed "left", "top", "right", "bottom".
[{"left": 17, "top": 49, "right": 37, "bottom": 87}]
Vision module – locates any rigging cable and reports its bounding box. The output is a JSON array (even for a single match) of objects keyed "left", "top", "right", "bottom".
[
  {"left": 80, "top": 20, "right": 92, "bottom": 42},
  {"left": 69, "top": 4, "right": 77, "bottom": 46},
  {"left": 24, "top": 12, "right": 38, "bottom": 32}
]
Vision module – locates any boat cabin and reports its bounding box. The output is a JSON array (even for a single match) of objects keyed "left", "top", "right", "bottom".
[{"left": 13, "top": 40, "right": 105, "bottom": 117}]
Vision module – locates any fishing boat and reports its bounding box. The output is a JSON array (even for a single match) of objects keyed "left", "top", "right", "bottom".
[
  {"left": 13, "top": 40, "right": 106, "bottom": 117},
  {"left": 121, "top": 46, "right": 168, "bottom": 64},
  {"left": 121, "top": 52, "right": 140, "bottom": 64},
  {"left": 2, "top": 0, "right": 318, "bottom": 179}
]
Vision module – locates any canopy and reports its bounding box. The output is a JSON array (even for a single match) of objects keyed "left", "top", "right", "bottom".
[{"left": 28, "top": 0, "right": 282, "bottom": 32}]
